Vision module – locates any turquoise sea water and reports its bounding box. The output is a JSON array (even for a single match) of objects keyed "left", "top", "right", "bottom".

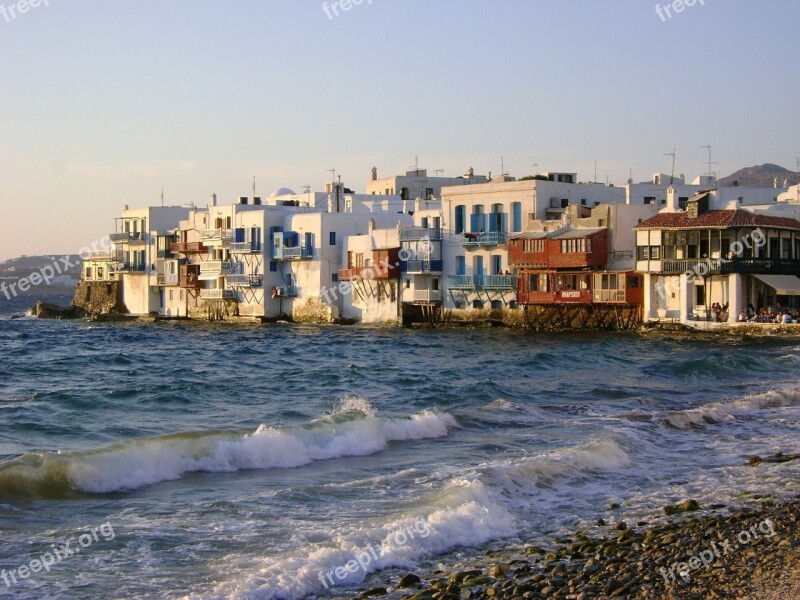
[{"left": 1, "top": 306, "right": 799, "bottom": 598}]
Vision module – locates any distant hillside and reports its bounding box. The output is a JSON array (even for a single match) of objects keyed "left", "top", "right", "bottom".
[
  {"left": 718, "top": 164, "right": 799, "bottom": 188},
  {"left": 0, "top": 254, "right": 82, "bottom": 299}
]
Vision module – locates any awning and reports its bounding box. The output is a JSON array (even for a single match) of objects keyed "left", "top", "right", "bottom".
[
  {"left": 754, "top": 274, "right": 800, "bottom": 295},
  {"left": 198, "top": 273, "right": 220, "bottom": 281}
]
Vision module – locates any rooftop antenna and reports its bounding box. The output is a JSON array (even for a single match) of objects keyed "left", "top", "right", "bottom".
[
  {"left": 699, "top": 145, "right": 716, "bottom": 186},
  {"left": 252, "top": 175, "right": 256, "bottom": 197},
  {"left": 532, "top": 163, "right": 538, "bottom": 176},
  {"left": 434, "top": 168, "right": 444, "bottom": 176},
  {"left": 407, "top": 156, "right": 421, "bottom": 176},
  {"left": 594, "top": 160, "right": 598, "bottom": 183},
  {"left": 663, "top": 148, "right": 676, "bottom": 185},
  {"left": 326, "top": 167, "right": 336, "bottom": 184},
  {"left": 501, "top": 155, "right": 506, "bottom": 177},
  {"left": 160, "top": 188, "right": 164, "bottom": 207}
]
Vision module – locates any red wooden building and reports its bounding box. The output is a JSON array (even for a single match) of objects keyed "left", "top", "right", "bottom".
[{"left": 508, "top": 227, "right": 642, "bottom": 308}]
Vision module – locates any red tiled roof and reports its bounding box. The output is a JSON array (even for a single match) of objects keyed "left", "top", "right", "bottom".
[{"left": 634, "top": 209, "right": 800, "bottom": 231}]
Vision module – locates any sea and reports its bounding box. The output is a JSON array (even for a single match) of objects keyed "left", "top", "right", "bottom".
[{"left": 1, "top": 295, "right": 799, "bottom": 599}]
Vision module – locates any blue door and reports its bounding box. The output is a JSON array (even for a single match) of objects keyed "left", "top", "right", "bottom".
[{"left": 456, "top": 256, "right": 466, "bottom": 276}]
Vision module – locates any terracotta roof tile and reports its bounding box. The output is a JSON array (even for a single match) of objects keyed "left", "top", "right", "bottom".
[{"left": 634, "top": 209, "right": 800, "bottom": 231}]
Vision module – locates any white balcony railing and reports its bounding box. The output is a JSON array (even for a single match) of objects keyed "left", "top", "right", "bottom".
[
  {"left": 412, "top": 290, "right": 441, "bottom": 302},
  {"left": 201, "top": 229, "right": 234, "bottom": 244},
  {"left": 199, "top": 261, "right": 241, "bottom": 275},
  {"left": 200, "top": 289, "right": 237, "bottom": 300}
]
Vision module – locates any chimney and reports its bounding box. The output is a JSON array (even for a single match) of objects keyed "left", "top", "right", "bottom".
[
  {"left": 372, "top": 166, "right": 378, "bottom": 181},
  {"left": 211, "top": 193, "right": 217, "bottom": 207},
  {"left": 666, "top": 186, "right": 680, "bottom": 212}
]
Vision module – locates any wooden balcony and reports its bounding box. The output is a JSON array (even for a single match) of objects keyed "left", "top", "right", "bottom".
[
  {"left": 170, "top": 241, "right": 207, "bottom": 254},
  {"left": 517, "top": 289, "right": 592, "bottom": 304},
  {"left": 720, "top": 257, "right": 800, "bottom": 276}
]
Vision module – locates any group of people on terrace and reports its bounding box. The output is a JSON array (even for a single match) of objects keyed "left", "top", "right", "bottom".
[{"left": 737, "top": 303, "right": 799, "bottom": 324}]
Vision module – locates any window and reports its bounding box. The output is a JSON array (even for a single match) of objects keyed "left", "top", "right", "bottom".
[
  {"left": 329, "top": 232, "right": 336, "bottom": 245},
  {"left": 454, "top": 205, "right": 466, "bottom": 234},
  {"left": 332, "top": 273, "right": 339, "bottom": 283},
  {"left": 529, "top": 274, "right": 548, "bottom": 292},
  {"left": 638, "top": 246, "right": 650, "bottom": 260},
  {"left": 511, "top": 202, "right": 522, "bottom": 232},
  {"left": 270, "top": 261, "right": 277, "bottom": 272},
  {"left": 432, "top": 278, "right": 439, "bottom": 291}
]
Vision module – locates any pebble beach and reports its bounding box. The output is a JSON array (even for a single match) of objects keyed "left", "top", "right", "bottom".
[{"left": 356, "top": 486, "right": 800, "bottom": 599}]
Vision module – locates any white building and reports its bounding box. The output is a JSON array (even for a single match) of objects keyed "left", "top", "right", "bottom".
[
  {"left": 366, "top": 166, "right": 488, "bottom": 200},
  {"left": 635, "top": 190, "right": 800, "bottom": 324},
  {"left": 106, "top": 206, "right": 190, "bottom": 316}
]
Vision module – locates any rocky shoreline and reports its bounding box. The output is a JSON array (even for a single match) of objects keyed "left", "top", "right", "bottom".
[{"left": 351, "top": 495, "right": 800, "bottom": 600}]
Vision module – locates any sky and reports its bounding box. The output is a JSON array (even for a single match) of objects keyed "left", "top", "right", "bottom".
[{"left": 1, "top": 0, "right": 799, "bottom": 260}]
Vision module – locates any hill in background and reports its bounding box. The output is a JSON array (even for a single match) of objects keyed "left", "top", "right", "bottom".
[
  {"left": 717, "top": 163, "right": 799, "bottom": 188},
  {"left": 0, "top": 254, "right": 81, "bottom": 300}
]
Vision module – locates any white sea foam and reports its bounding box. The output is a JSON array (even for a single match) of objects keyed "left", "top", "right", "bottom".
[
  {"left": 662, "top": 386, "right": 800, "bottom": 430},
  {"left": 0, "top": 405, "right": 458, "bottom": 496},
  {"left": 212, "top": 439, "right": 631, "bottom": 599},
  {"left": 212, "top": 478, "right": 516, "bottom": 600}
]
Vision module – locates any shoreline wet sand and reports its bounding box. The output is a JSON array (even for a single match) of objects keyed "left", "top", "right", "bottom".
[{"left": 354, "top": 493, "right": 800, "bottom": 600}]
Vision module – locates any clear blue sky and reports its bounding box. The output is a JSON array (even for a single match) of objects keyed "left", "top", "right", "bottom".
[{"left": 1, "top": 0, "right": 798, "bottom": 260}]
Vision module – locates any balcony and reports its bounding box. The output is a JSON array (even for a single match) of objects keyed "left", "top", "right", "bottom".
[
  {"left": 227, "top": 274, "right": 263, "bottom": 287},
  {"left": 200, "top": 289, "right": 237, "bottom": 300},
  {"left": 201, "top": 229, "right": 234, "bottom": 246},
  {"left": 110, "top": 232, "right": 145, "bottom": 244},
  {"left": 461, "top": 232, "right": 506, "bottom": 247},
  {"left": 517, "top": 289, "right": 592, "bottom": 304},
  {"left": 400, "top": 227, "right": 443, "bottom": 241},
  {"left": 482, "top": 275, "right": 517, "bottom": 289},
  {"left": 720, "top": 258, "right": 800, "bottom": 276},
  {"left": 156, "top": 273, "right": 179, "bottom": 286},
  {"left": 447, "top": 275, "right": 479, "bottom": 290},
  {"left": 660, "top": 259, "right": 722, "bottom": 275},
  {"left": 411, "top": 290, "right": 441, "bottom": 303},
  {"left": 446, "top": 275, "right": 517, "bottom": 290},
  {"left": 271, "top": 284, "right": 297, "bottom": 298},
  {"left": 200, "top": 261, "right": 241, "bottom": 276},
  {"left": 273, "top": 246, "right": 312, "bottom": 261},
  {"left": 170, "top": 241, "right": 208, "bottom": 254},
  {"left": 338, "top": 264, "right": 396, "bottom": 281},
  {"left": 230, "top": 241, "right": 262, "bottom": 254},
  {"left": 401, "top": 259, "right": 443, "bottom": 274},
  {"left": 111, "top": 262, "right": 146, "bottom": 273}
]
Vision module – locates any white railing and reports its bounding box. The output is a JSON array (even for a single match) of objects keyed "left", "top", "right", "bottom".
[
  {"left": 200, "top": 289, "right": 237, "bottom": 300},
  {"left": 413, "top": 290, "right": 441, "bottom": 302},
  {"left": 199, "top": 261, "right": 241, "bottom": 275},
  {"left": 201, "top": 229, "right": 234, "bottom": 243}
]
